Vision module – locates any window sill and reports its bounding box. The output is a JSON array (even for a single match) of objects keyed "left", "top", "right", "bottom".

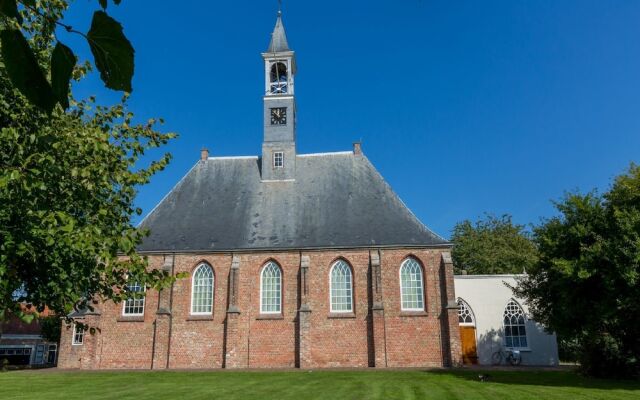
[
  {"left": 399, "top": 311, "right": 428, "bottom": 317},
  {"left": 186, "top": 315, "right": 214, "bottom": 321},
  {"left": 506, "top": 347, "right": 532, "bottom": 352},
  {"left": 117, "top": 316, "right": 145, "bottom": 322},
  {"left": 328, "top": 312, "right": 356, "bottom": 319},
  {"left": 256, "top": 314, "right": 284, "bottom": 320}
]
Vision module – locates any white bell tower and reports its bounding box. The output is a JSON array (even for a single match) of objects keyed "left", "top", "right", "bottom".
[{"left": 261, "top": 11, "right": 296, "bottom": 181}]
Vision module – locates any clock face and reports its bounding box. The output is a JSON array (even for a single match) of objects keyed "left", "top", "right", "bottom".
[{"left": 270, "top": 107, "right": 287, "bottom": 125}]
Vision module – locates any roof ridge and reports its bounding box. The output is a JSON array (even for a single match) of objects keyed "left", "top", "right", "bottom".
[
  {"left": 297, "top": 151, "right": 353, "bottom": 157},
  {"left": 207, "top": 156, "right": 259, "bottom": 160}
]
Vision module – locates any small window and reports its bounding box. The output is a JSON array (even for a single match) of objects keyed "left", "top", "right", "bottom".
[
  {"left": 273, "top": 151, "right": 284, "bottom": 168},
  {"left": 191, "top": 263, "right": 214, "bottom": 314},
  {"left": 260, "top": 261, "right": 282, "bottom": 313},
  {"left": 72, "top": 323, "right": 84, "bottom": 345},
  {"left": 122, "top": 282, "right": 145, "bottom": 316},
  {"left": 330, "top": 260, "right": 353, "bottom": 312},
  {"left": 503, "top": 299, "right": 528, "bottom": 348},
  {"left": 400, "top": 258, "right": 425, "bottom": 311}
]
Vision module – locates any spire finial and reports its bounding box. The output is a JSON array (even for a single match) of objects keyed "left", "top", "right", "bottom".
[
  {"left": 278, "top": 0, "right": 282, "bottom": 15},
  {"left": 266, "top": 2, "right": 290, "bottom": 53}
]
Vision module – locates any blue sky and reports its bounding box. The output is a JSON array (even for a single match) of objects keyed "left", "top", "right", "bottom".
[{"left": 63, "top": 0, "right": 640, "bottom": 239}]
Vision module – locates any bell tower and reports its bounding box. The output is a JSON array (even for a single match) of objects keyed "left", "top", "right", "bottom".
[{"left": 261, "top": 10, "right": 296, "bottom": 181}]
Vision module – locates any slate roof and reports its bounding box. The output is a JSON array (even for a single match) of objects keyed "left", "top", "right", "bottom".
[
  {"left": 137, "top": 151, "right": 449, "bottom": 252},
  {"left": 267, "top": 12, "right": 290, "bottom": 53}
]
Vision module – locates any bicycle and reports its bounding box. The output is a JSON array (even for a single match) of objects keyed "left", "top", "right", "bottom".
[{"left": 491, "top": 348, "right": 522, "bottom": 366}]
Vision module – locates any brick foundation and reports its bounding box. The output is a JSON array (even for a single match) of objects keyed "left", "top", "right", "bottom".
[{"left": 58, "top": 247, "right": 460, "bottom": 369}]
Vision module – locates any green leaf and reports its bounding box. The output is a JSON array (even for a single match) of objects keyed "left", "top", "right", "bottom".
[
  {"left": 51, "top": 42, "right": 76, "bottom": 109},
  {"left": 87, "top": 11, "right": 134, "bottom": 92},
  {"left": 0, "top": 29, "right": 56, "bottom": 113},
  {"left": 17, "top": 311, "right": 35, "bottom": 324},
  {"left": 0, "top": 0, "right": 21, "bottom": 24}
]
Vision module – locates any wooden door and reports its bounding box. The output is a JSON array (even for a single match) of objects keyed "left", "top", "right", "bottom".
[{"left": 459, "top": 326, "right": 478, "bottom": 365}]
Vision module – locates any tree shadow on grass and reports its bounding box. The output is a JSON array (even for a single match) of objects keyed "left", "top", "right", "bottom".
[{"left": 426, "top": 368, "right": 640, "bottom": 391}]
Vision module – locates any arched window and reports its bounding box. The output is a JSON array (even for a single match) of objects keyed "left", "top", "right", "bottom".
[
  {"left": 260, "top": 261, "right": 282, "bottom": 313},
  {"left": 457, "top": 298, "right": 475, "bottom": 326},
  {"left": 269, "top": 62, "right": 288, "bottom": 94},
  {"left": 330, "top": 260, "right": 353, "bottom": 312},
  {"left": 503, "top": 299, "right": 528, "bottom": 348},
  {"left": 400, "top": 258, "right": 424, "bottom": 311},
  {"left": 191, "top": 263, "right": 214, "bottom": 314},
  {"left": 270, "top": 62, "right": 288, "bottom": 82}
]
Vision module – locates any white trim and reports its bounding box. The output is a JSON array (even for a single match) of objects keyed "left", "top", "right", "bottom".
[
  {"left": 261, "top": 179, "right": 296, "bottom": 183},
  {"left": 71, "top": 323, "right": 84, "bottom": 346},
  {"left": 122, "top": 282, "right": 145, "bottom": 317},
  {"left": 454, "top": 274, "right": 527, "bottom": 279},
  {"left": 259, "top": 261, "right": 282, "bottom": 314},
  {"left": 399, "top": 258, "right": 425, "bottom": 312},
  {"left": 297, "top": 151, "right": 353, "bottom": 158},
  {"left": 273, "top": 151, "right": 284, "bottom": 169},
  {"left": 121, "top": 300, "right": 145, "bottom": 317},
  {"left": 329, "top": 260, "right": 353, "bottom": 313},
  {"left": 456, "top": 297, "right": 476, "bottom": 327},
  {"left": 190, "top": 263, "right": 214, "bottom": 315},
  {"left": 263, "top": 95, "right": 294, "bottom": 100},
  {"left": 502, "top": 298, "right": 530, "bottom": 349}
]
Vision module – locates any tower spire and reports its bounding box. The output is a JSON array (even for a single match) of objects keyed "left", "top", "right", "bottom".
[{"left": 267, "top": 8, "right": 289, "bottom": 53}]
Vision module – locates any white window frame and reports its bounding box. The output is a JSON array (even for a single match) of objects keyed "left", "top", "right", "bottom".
[
  {"left": 72, "top": 323, "right": 84, "bottom": 346},
  {"left": 273, "top": 151, "right": 284, "bottom": 168},
  {"left": 269, "top": 62, "right": 289, "bottom": 94},
  {"left": 329, "top": 260, "right": 353, "bottom": 313},
  {"left": 122, "top": 282, "right": 145, "bottom": 316},
  {"left": 399, "top": 257, "right": 425, "bottom": 311},
  {"left": 503, "top": 299, "right": 529, "bottom": 349},
  {"left": 260, "top": 261, "right": 282, "bottom": 314},
  {"left": 190, "top": 263, "right": 214, "bottom": 315},
  {"left": 457, "top": 298, "right": 476, "bottom": 327}
]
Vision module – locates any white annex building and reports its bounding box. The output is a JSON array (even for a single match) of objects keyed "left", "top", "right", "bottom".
[{"left": 454, "top": 275, "right": 559, "bottom": 366}]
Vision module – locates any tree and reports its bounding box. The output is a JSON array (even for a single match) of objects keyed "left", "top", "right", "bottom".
[
  {"left": 1, "top": 0, "right": 134, "bottom": 113},
  {"left": 39, "top": 314, "right": 60, "bottom": 343},
  {"left": 451, "top": 214, "right": 539, "bottom": 275},
  {"left": 0, "top": 1, "right": 177, "bottom": 324},
  {"left": 515, "top": 164, "right": 640, "bottom": 378}
]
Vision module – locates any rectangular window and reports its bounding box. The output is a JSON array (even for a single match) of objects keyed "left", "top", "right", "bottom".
[
  {"left": 273, "top": 151, "right": 284, "bottom": 168},
  {"left": 72, "top": 324, "right": 84, "bottom": 345},
  {"left": 122, "top": 282, "right": 145, "bottom": 316}
]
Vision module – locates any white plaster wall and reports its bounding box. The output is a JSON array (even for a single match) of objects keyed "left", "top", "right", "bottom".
[{"left": 454, "top": 275, "right": 559, "bottom": 366}]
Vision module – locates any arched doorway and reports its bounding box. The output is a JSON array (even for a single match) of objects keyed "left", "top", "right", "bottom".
[{"left": 457, "top": 298, "right": 478, "bottom": 365}]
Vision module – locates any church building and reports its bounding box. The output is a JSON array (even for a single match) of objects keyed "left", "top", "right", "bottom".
[{"left": 58, "top": 12, "right": 463, "bottom": 369}]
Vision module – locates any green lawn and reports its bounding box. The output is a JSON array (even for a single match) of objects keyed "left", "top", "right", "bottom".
[{"left": 1, "top": 369, "right": 638, "bottom": 400}]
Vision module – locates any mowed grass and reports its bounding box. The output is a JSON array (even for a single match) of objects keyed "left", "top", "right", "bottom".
[{"left": 1, "top": 369, "right": 639, "bottom": 400}]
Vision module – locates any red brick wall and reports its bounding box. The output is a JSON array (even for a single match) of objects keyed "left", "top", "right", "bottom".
[
  {"left": 57, "top": 247, "right": 460, "bottom": 369},
  {"left": 306, "top": 251, "right": 370, "bottom": 368},
  {"left": 168, "top": 254, "right": 230, "bottom": 368}
]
